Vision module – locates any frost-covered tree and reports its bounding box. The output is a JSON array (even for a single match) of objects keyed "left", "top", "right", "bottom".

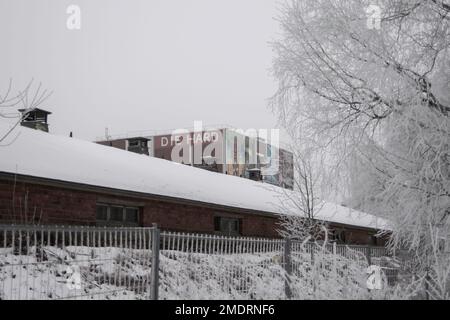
[
  {"left": 271, "top": 0, "right": 450, "bottom": 298},
  {"left": 276, "top": 128, "right": 329, "bottom": 241},
  {"left": 1, "top": 79, "right": 52, "bottom": 225}
]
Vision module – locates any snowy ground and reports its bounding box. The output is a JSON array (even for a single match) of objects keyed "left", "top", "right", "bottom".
[
  {"left": 0, "top": 246, "right": 151, "bottom": 300},
  {"left": 0, "top": 245, "right": 402, "bottom": 300}
]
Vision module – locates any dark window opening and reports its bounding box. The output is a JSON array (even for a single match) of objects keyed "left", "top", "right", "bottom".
[
  {"left": 129, "top": 140, "right": 147, "bottom": 148},
  {"left": 214, "top": 216, "right": 241, "bottom": 236},
  {"left": 129, "top": 140, "right": 139, "bottom": 147},
  {"left": 110, "top": 206, "right": 124, "bottom": 221},
  {"left": 125, "top": 207, "right": 139, "bottom": 223},
  {"left": 96, "top": 203, "right": 140, "bottom": 226},
  {"left": 330, "top": 229, "right": 346, "bottom": 244},
  {"left": 339, "top": 230, "right": 346, "bottom": 243},
  {"left": 96, "top": 204, "right": 108, "bottom": 221}
]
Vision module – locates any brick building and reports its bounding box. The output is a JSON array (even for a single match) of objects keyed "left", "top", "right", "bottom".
[{"left": 0, "top": 120, "right": 389, "bottom": 245}]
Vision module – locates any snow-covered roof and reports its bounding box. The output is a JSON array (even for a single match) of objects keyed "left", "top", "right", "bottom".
[{"left": 0, "top": 122, "right": 390, "bottom": 230}]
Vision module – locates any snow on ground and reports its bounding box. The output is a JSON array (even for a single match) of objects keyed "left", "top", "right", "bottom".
[
  {"left": 159, "top": 250, "right": 286, "bottom": 300},
  {"left": 0, "top": 244, "right": 401, "bottom": 300},
  {"left": 0, "top": 122, "right": 389, "bottom": 230},
  {"left": 0, "top": 246, "right": 151, "bottom": 300}
]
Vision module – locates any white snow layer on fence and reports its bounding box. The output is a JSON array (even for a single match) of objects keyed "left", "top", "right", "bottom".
[{"left": 0, "top": 122, "right": 389, "bottom": 230}]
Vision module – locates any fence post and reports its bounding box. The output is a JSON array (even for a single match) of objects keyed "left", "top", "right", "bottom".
[
  {"left": 284, "top": 238, "right": 292, "bottom": 299},
  {"left": 311, "top": 243, "right": 316, "bottom": 294},
  {"left": 150, "top": 224, "right": 160, "bottom": 300},
  {"left": 333, "top": 242, "right": 337, "bottom": 278}
]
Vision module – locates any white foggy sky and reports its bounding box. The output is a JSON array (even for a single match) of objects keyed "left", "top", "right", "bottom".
[{"left": 0, "top": 0, "right": 284, "bottom": 141}]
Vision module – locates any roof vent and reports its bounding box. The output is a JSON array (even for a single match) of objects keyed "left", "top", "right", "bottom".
[
  {"left": 18, "top": 108, "right": 52, "bottom": 132},
  {"left": 126, "top": 137, "right": 150, "bottom": 155}
]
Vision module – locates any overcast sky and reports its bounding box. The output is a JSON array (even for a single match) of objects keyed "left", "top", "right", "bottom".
[{"left": 0, "top": 0, "right": 284, "bottom": 141}]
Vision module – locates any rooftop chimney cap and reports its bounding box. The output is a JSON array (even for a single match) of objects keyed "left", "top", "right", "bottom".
[
  {"left": 18, "top": 107, "right": 52, "bottom": 115},
  {"left": 127, "top": 136, "right": 150, "bottom": 142},
  {"left": 18, "top": 107, "right": 52, "bottom": 132}
]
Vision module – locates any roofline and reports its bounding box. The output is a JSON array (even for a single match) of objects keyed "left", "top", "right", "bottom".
[
  {"left": 18, "top": 108, "right": 52, "bottom": 115},
  {"left": 94, "top": 127, "right": 293, "bottom": 153},
  {"left": 0, "top": 171, "right": 274, "bottom": 217},
  {"left": 0, "top": 171, "right": 383, "bottom": 232}
]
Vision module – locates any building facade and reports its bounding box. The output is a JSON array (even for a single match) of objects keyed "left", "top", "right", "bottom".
[
  {"left": 0, "top": 173, "right": 385, "bottom": 246},
  {"left": 97, "top": 127, "right": 294, "bottom": 190},
  {"left": 0, "top": 119, "right": 388, "bottom": 246}
]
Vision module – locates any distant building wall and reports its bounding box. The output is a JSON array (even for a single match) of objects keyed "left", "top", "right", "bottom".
[
  {"left": 95, "top": 128, "right": 294, "bottom": 189},
  {"left": 152, "top": 129, "right": 225, "bottom": 172},
  {"left": 96, "top": 139, "right": 127, "bottom": 150}
]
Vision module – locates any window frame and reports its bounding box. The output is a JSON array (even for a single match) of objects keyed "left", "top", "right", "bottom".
[
  {"left": 214, "top": 216, "right": 242, "bottom": 236},
  {"left": 96, "top": 204, "right": 109, "bottom": 221},
  {"left": 330, "top": 228, "right": 346, "bottom": 244},
  {"left": 124, "top": 207, "right": 139, "bottom": 223},
  {"left": 109, "top": 205, "right": 125, "bottom": 222},
  {"left": 96, "top": 203, "right": 140, "bottom": 226},
  {"left": 128, "top": 140, "right": 140, "bottom": 147}
]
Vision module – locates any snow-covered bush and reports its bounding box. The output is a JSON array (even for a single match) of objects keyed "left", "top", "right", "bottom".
[{"left": 287, "top": 241, "right": 421, "bottom": 300}]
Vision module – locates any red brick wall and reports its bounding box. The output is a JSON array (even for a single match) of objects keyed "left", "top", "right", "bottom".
[
  {"left": 0, "top": 178, "right": 385, "bottom": 244},
  {"left": 345, "top": 229, "right": 377, "bottom": 246},
  {"left": 96, "top": 139, "right": 127, "bottom": 150},
  {"left": 0, "top": 179, "right": 97, "bottom": 225},
  {"left": 0, "top": 179, "right": 280, "bottom": 238}
]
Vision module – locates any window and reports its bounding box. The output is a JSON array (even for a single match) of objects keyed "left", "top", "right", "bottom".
[
  {"left": 110, "top": 206, "right": 124, "bottom": 221},
  {"left": 214, "top": 216, "right": 241, "bottom": 236},
  {"left": 96, "top": 203, "right": 140, "bottom": 226},
  {"left": 129, "top": 140, "right": 140, "bottom": 147},
  {"left": 96, "top": 204, "right": 108, "bottom": 221},
  {"left": 330, "top": 229, "right": 346, "bottom": 243},
  {"left": 338, "top": 230, "right": 346, "bottom": 243},
  {"left": 125, "top": 207, "right": 139, "bottom": 223},
  {"left": 128, "top": 139, "right": 148, "bottom": 148}
]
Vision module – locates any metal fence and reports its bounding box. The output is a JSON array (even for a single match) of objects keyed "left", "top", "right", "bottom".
[
  {"left": 159, "top": 231, "right": 287, "bottom": 299},
  {"left": 157, "top": 232, "right": 399, "bottom": 299},
  {"left": 0, "top": 224, "right": 160, "bottom": 300},
  {"left": 0, "top": 224, "right": 400, "bottom": 300}
]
